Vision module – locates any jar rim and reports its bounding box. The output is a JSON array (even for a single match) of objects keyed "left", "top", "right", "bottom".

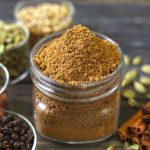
[
  {"left": 30, "top": 31, "right": 124, "bottom": 89},
  {"left": 0, "top": 63, "right": 9, "bottom": 94}
]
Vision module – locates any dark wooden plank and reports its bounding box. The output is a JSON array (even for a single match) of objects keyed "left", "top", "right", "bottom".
[{"left": 0, "top": 1, "right": 150, "bottom": 149}]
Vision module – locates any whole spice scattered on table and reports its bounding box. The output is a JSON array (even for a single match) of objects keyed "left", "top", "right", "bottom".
[
  {"left": 31, "top": 24, "right": 124, "bottom": 142},
  {"left": 16, "top": 2, "right": 74, "bottom": 47},
  {"left": 122, "top": 54, "right": 150, "bottom": 108},
  {"left": 118, "top": 101, "right": 150, "bottom": 150},
  {"left": 0, "top": 20, "right": 29, "bottom": 83},
  {"left": 141, "top": 64, "right": 150, "bottom": 74},
  {"left": 0, "top": 113, "right": 34, "bottom": 150},
  {"left": 132, "top": 56, "right": 142, "bottom": 65},
  {"left": 123, "top": 142, "right": 140, "bottom": 150},
  {"left": 106, "top": 144, "right": 115, "bottom": 150}
]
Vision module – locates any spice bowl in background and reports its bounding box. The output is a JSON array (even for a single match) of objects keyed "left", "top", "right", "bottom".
[
  {"left": 0, "top": 20, "right": 30, "bottom": 85},
  {"left": 14, "top": 0, "right": 75, "bottom": 47},
  {"left": 0, "top": 109, "right": 37, "bottom": 149},
  {"left": 0, "top": 63, "right": 9, "bottom": 110},
  {"left": 30, "top": 25, "right": 125, "bottom": 144}
]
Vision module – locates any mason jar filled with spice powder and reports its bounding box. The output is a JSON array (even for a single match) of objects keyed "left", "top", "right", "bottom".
[
  {"left": 0, "top": 63, "right": 9, "bottom": 111},
  {"left": 30, "top": 25, "right": 124, "bottom": 143}
]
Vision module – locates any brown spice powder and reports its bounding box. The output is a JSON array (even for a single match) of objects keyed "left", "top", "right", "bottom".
[
  {"left": 34, "top": 87, "right": 120, "bottom": 141},
  {"left": 34, "top": 24, "right": 120, "bottom": 85}
]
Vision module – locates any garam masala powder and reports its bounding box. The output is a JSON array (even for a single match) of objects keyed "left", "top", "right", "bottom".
[
  {"left": 34, "top": 24, "right": 120, "bottom": 84},
  {"left": 32, "top": 24, "right": 123, "bottom": 142}
]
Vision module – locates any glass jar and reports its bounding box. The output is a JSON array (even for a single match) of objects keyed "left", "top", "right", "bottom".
[
  {"left": 0, "top": 109, "right": 37, "bottom": 150},
  {"left": 30, "top": 32, "right": 125, "bottom": 143},
  {"left": 14, "top": 0, "right": 75, "bottom": 47},
  {"left": 0, "top": 21, "right": 30, "bottom": 85},
  {"left": 0, "top": 63, "right": 9, "bottom": 109}
]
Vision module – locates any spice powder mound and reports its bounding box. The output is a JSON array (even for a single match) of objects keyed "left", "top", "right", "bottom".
[
  {"left": 33, "top": 24, "right": 121, "bottom": 142},
  {"left": 34, "top": 24, "right": 120, "bottom": 85}
]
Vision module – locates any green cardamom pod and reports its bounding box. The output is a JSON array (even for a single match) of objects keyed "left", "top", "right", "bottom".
[
  {"left": 132, "top": 56, "right": 142, "bottom": 65},
  {"left": 134, "top": 81, "right": 147, "bottom": 94},
  {"left": 128, "top": 98, "right": 139, "bottom": 108},
  {"left": 122, "top": 89, "right": 136, "bottom": 99},
  {"left": 141, "top": 64, "right": 150, "bottom": 74},
  {"left": 139, "top": 76, "right": 150, "bottom": 85}
]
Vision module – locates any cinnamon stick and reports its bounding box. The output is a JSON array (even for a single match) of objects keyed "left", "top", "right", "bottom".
[
  {"left": 117, "top": 101, "right": 150, "bottom": 140},
  {"left": 132, "top": 136, "right": 140, "bottom": 144},
  {"left": 142, "top": 130, "right": 150, "bottom": 142},
  {"left": 129, "top": 119, "right": 146, "bottom": 135},
  {"left": 140, "top": 145, "right": 146, "bottom": 150}
]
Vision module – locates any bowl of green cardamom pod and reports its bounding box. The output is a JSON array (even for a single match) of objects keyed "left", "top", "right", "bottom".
[{"left": 0, "top": 20, "right": 30, "bottom": 85}]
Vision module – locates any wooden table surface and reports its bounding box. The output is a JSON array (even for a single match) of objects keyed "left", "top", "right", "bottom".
[{"left": 1, "top": 0, "right": 150, "bottom": 149}]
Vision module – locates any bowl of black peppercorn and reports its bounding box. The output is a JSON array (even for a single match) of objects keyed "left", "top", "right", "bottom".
[{"left": 0, "top": 109, "right": 37, "bottom": 150}]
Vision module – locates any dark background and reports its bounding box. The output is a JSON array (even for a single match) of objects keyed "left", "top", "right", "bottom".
[{"left": 0, "top": 0, "right": 150, "bottom": 149}]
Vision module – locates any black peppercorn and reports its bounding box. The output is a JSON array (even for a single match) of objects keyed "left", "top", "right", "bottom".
[{"left": 0, "top": 114, "right": 34, "bottom": 150}]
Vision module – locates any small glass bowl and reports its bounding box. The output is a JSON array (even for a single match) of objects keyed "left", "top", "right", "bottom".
[
  {"left": 14, "top": 0, "right": 75, "bottom": 47},
  {"left": 0, "top": 63, "right": 9, "bottom": 109},
  {"left": 0, "top": 63, "right": 9, "bottom": 94},
  {"left": 0, "top": 20, "right": 30, "bottom": 85},
  {"left": 0, "top": 109, "right": 37, "bottom": 150}
]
